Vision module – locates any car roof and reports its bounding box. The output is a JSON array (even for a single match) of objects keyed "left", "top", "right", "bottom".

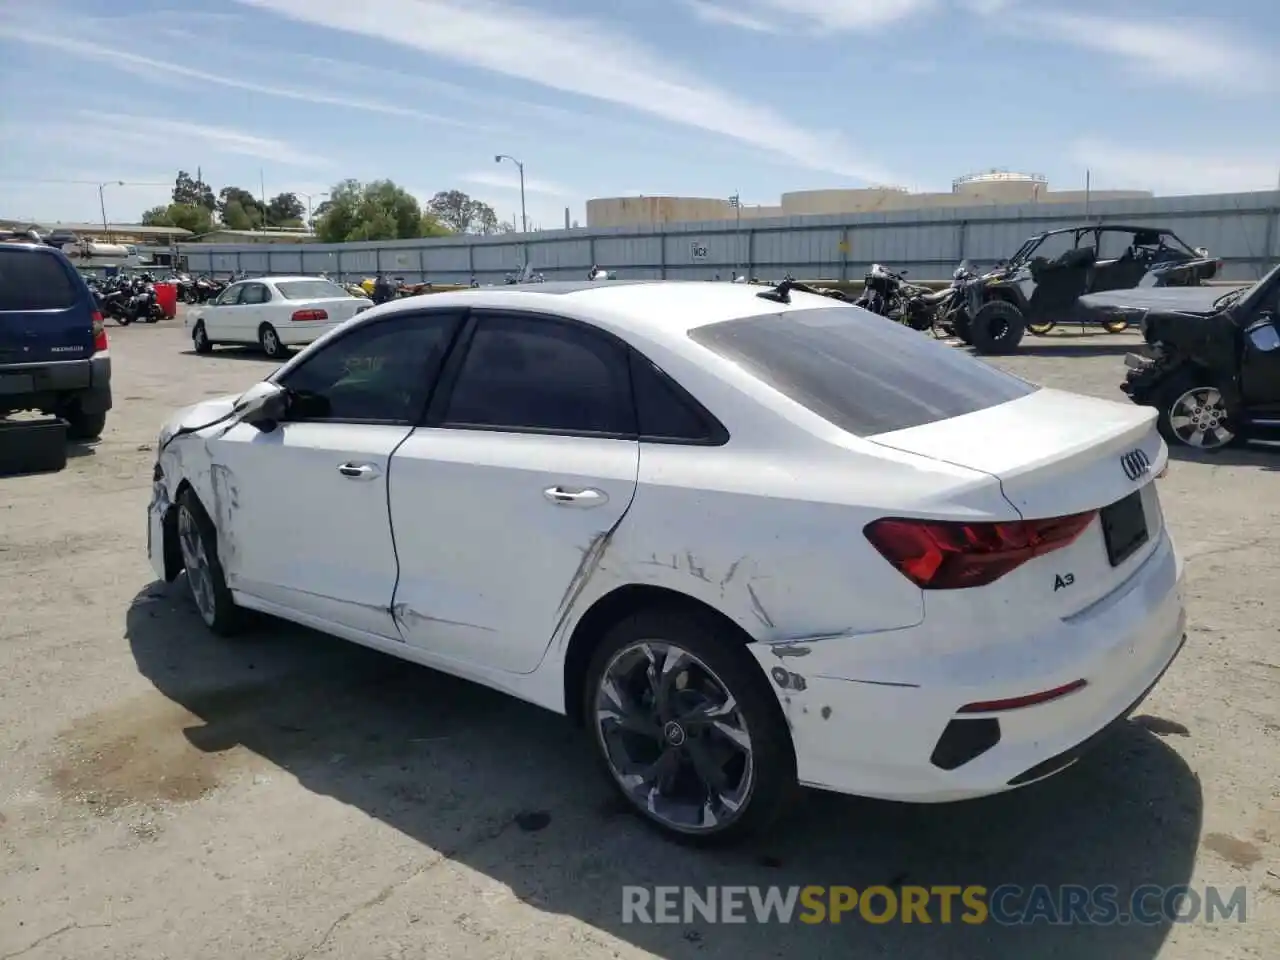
[
  {"left": 251, "top": 276, "right": 334, "bottom": 285},
  {"left": 352, "top": 280, "right": 838, "bottom": 338}
]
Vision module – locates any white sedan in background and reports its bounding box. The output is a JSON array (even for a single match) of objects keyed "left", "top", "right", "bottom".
[
  {"left": 149, "top": 279, "right": 1186, "bottom": 844},
  {"left": 186, "top": 275, "right": 373, "bottom": 359}
]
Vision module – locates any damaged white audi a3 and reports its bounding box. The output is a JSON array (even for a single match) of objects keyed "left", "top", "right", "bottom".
[{"left": 148, "top": 278, "right": 1186, "bottom": 843}]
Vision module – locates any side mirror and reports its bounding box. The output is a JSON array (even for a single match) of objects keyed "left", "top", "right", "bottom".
[
  {"left": 234, "top": 381, "right": 289, "bottom": 430},
  {"left": 1247, "top": 320, "right": 1280, "bottom": 353}
]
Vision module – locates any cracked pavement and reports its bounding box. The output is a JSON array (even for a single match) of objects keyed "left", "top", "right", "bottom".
[{"left": 1, "top": 322, "right": 1277, "bottom": 959}]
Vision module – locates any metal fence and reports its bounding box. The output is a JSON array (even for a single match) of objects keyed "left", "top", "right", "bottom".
[{"left": 178, "top": 190, "right": 1280, "bottom": 285}]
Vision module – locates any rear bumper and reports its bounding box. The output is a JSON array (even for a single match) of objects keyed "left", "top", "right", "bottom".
[
  {"left": 278, "top": 320, "right": 348, "bottom": 345},
  {"left": 0, "top": 354, "right": 111, "bottom": 413},
  {"left": 748, "top": 528, "right": 1186, "bottom": 802}
]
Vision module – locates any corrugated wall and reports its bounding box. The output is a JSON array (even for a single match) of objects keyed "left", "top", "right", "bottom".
[{"left": 180, "top": 191, "right": 1280, "bottom": 284}]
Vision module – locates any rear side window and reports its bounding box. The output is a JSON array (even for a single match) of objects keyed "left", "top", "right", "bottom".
[
  {"left": 689, "top": 306, "right": 1037, "bottom": 436},
  {"left": 0, "top": 251, "right": 79, "bottom": 311},
  {"left": 629, "top": 351, "right": 726, "bottom": 444}
]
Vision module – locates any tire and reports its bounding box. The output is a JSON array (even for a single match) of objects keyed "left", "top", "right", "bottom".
[
  {"left": 1103, "top": 319, "right": 1129, "bottom": 334},
  {"left": 1153, "top": 371, "right": 1239, "bottom": 452},
  {"left": 64, "top": 408, "right": 106, "bottom": 441},
  {"left": 259, "top": 323, "right": 287, "bottom": 359},
  {"left": 176, "top": 489, "right": 243, "bottom": 635},
  {"left": 583, "top": 607, "right": 797, "bottom": 845},
  {"left": 970, "top": 300, "right": 1026, "bottom": 355},
  {"left": 192, "top": 321, "right": 213, "bottom": 354},
  {"left": 1028, "top": 320, "right": 1056, "bottom": 336},
  {"left": 950, "top": 312, "right": 973, "bottom": 344}
]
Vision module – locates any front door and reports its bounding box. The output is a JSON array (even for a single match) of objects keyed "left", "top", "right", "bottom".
[
  {"left": 207, "top": 311, "right": 463, "bottom": 637},
  {"left": 389, "top": 309, "right": 640, "bottom": 674},
  {"left": 1240, "top": 289, "right": 1280, "bottom": 410}
]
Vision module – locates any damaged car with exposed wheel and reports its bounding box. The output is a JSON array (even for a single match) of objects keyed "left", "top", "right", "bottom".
[
  {"left": 1119, "top": 264, "right": 1280, "bottom": 451},
  {"left": 949, "top": 225, "right": 1218, "bottom": 355},
  {"left": 148, "top": 279, "right": 1187, "bottom": 844}
]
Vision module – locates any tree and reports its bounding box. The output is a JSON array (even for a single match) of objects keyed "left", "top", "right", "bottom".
[
  {"left": 314, "top": 179, "right": 444, "bottom": 243},
  {"left": 427, "top": 190, "right": 499, "bottom": 234},
  {"left": 141, "top": 205, "right": 174, "bottom": 226},
  {"left": 266, "top": 192, "right": 304, "bottom": 227},
  {"left": 419, "top": 213, "right": 451, "bottom": 238},
  {"left": 173, "top": 170, "right": 216, "bottom": 211},
  {"left": 141, "top": 203, "right": 212, "bottom": 235},
  {"left": 216, "top": 187, "right": 264, "bottom": 228}
]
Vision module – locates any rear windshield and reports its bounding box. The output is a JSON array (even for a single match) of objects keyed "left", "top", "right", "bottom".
[
  {"left": 0, "top": 249, "right": 79, "bottom": 311},
  {"left": 689, "top": 305, "right": 1037, "bottom": 435},
  {"left": 274, "top": 280, "right": 350, "bottom": 301}
]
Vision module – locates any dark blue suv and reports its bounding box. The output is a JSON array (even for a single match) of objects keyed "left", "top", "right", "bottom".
[{"left": 0, "top": 243, "right": 112, "bottom": 439}]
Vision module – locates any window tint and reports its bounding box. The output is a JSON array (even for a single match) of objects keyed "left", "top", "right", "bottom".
[
  {"left": 629, "top": 351, "right": 725, "bottom": 443},
  {"left": 276, "top": 280, "right": 350, "bottom": 300},
  {"left": 443, "top": 313, "right": 634, "bottom": 435},
  {"left": 689, "top": 306, "right": 1037, "bottom": 436},
  {"left": 240, "top": 283, "right": 270, "bottom": 304},
  {"left": 0, "top": 250, "right": 78, "bottom": 310},
  {"left": 277, "top": 313, "right": 460, "bottom": 422}
]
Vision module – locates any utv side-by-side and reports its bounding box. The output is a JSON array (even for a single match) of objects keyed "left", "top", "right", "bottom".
[{"left": 950, "top": 224, "right": 1219, "bottom": 355}]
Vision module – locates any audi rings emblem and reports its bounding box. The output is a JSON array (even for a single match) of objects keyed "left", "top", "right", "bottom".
[{"left": 1120, "top": 448, "right": 1151, "bottom": 481}]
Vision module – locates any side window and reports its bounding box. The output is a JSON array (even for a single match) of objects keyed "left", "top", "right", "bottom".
[
  {"left": 215, "top": 284, "right": 243, "bottom": 306},
  {"left": 240, "top": 283, "right": 269, "bottom": 304},
  {"left": 1096, "top": 231, "right": 1133, "bottom": 261},
  {"left": 629, "top": 351, "right": 727, "bottom": 444},
  {"left": 442, "top": 313, "right": 635, "bottom": 436},
  {"left": 277, "top": 313, "right": 461, "bottom": 423}
]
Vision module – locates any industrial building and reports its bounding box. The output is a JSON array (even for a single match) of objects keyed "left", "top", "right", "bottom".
[{"left": 586, "top": 170, "right": 1152, "bottom": 228}]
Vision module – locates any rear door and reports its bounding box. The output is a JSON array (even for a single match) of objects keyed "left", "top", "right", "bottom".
[{"left": 0, "top": 247, "right": 95, "bottom": 365}]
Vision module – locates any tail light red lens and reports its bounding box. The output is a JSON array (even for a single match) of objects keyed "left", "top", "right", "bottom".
[
  {"left": 91, "top": 311, "right": 108, "bottom": 352},
  {"left": 864, "top": 512, "right": 1097, "bottom": 590},
  {"left": 291, "top": 308, "right": 328, "bottom": 322}
]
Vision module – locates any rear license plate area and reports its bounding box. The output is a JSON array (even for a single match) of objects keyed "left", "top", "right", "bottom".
[
  {"left": 0, "top": 374, "right": 35, "bottom": 394},
  {"left": 1100, "top": 490, "right": 1149, "bottom": 567}
]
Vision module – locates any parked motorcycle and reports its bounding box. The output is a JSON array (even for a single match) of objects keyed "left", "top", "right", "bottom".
[{"left": 854, "top": 263, "right": 939, "bottom": 332}]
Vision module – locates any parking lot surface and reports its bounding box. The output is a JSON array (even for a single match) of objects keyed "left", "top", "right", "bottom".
[{"left": 2, "top": 318, "right": 1277, "bottom": 960}]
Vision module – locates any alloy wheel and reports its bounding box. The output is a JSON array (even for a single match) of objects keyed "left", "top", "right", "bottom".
[
  {"left": 1169, "top": 387, "right": 1235, "bottom": 449},
  {"left": 177, "top": 505, "right": 217, "bottom": 625},
  {"left": 594, "top": 640, "right": 755, "bottom": 834}
]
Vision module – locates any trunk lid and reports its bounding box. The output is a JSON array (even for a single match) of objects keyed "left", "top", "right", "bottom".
[
  {"left": 867, "top": 388, "right": 1167, "bottom": 618},
  {"left": 306, "top": 296, "right": 370, "bottom": 325},
  {"left": 0, "top": 247, "right": 97, "bottom": 365}
]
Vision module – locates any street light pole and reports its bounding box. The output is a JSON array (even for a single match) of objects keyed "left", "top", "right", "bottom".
[
  {"left": 495, "top": 154, "right": 527, "bottom": 234},
  {"left": 729, "top": 192, "right": 741, "bottom": 279},
  {"left": 300, "top": 191, "right": 329, "bottom": 232},
  {"left": 98, "top": 180, "right": 124, "bottom": 241}
]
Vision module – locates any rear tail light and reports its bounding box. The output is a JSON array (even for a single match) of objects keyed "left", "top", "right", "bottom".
[
  {"left": 291, "top": 308, "right": 328, "bottom": 322},
  {"left": 91, "top": 310, "right": 108, "bottom": 352},
  {"left": 864, "top": 512, "right": 1097, "bottom": 590}
]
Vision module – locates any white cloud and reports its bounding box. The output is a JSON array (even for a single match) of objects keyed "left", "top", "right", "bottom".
[
  {"left": 0, "top": 24, "right": 490, "bottom": 131},
  {"left": 84, "top": 112, "right": 327, "bottom": 168},
  {"left": 233, "top": 0, "right": 895, "bottom": 183},
  {"left": 972, "top": 9, "right": 1271, "bottom": 95},
  {"left": 686, "top": 0, "right": 932, "bottom": 33},
  {"left": 461, "top": 170, "right": 573, "bottom": 196},
  {"left": 684, "top": 1, "right": 777, "bottom": 33},
  {"left": 1072, "top": 139, "right": 1280, "bottom": 196}
]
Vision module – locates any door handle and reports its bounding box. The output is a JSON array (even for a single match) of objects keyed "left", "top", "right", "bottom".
[
  {"left": 338, "top": 462, "right": 381, "bottom": 480},
  {"left": 543, "top": 485, "right": 607, "bottom": 507}
]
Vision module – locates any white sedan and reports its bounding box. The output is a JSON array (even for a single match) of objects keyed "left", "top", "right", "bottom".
[
  {"left": 185, "top": 275, "right": 372, "bottom": 359},
  {"left": 148, "top": 279, "right": 1186, "bottom": 843}
]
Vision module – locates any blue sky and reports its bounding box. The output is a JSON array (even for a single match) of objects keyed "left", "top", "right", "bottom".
[{"left": 1, "top": 0, "right": 1277, "bottom": 230}]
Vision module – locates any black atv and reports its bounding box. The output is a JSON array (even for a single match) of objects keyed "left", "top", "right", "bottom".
[
  {"left": 953, "top": 224, "right": 1219, "bottom": 355},
  {"left": 1118, "top": 265, "right": 1280, "bottom": 451}
]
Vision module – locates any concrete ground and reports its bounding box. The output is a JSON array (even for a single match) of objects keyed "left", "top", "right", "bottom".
[{"left": 1, "top": 318, "right": 1277, "bottom": 960}]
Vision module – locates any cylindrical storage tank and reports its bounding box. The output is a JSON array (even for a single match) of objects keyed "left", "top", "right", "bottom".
[
  {"left": 586, "top": 196, "right": 733, "bottom": 227},
  {"left": 952, "top": 171, "right": 1048, "bottom": 204},
  {"left": 781, "top": 188, "right": 911, "bottom": 215}
]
